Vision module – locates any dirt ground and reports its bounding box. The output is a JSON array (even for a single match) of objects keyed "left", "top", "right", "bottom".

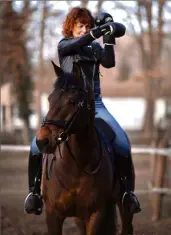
[{"left": 0, "top": 151, "right": 171, "bottom": 235}]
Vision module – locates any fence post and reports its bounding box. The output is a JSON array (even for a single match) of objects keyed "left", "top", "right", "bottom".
[{"left": 151, "top": 154, "right": 167, "bottom": 221}]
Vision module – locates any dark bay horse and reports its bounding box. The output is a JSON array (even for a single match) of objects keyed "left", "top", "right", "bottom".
[{"left": 36, "top": 62, "right": 134, "bottom": 235}]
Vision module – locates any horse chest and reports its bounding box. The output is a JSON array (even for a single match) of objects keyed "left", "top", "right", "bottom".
[{"left": 52, "top": 180, "right": 102, "bottom": 216}]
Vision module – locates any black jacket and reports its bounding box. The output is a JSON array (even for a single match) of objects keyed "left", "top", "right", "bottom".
[{"left": 58, "top": 23, "right": 125, "bottom": 99}]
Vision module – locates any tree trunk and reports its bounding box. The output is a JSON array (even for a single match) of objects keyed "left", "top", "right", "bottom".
[
  {"left": 142, "top": 74, "right": 155, "bottom": 141},
  {"left": 80, "top": 0, "right": 89, "bottom": 8},
  {"left": 36, "top": 0, "right": 47, "bottom": 131},
  {"left": 23, "top": 119, "right": 30, "bottom": 144}
]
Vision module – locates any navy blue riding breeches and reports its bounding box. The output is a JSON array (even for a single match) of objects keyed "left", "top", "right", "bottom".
[{"left": 95, "top": 98, "right": 130, "bottom": 156}]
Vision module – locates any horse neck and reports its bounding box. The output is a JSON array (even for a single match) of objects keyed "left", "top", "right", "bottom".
[
  {"left": 76, "top": 124, "right": 95, "bottom": 151},
  {"left": 76, "top": 107, "right": 96, "bottom": 154},
  {"left": 64, "top": 118, "right": 99, "bottom": 168}
]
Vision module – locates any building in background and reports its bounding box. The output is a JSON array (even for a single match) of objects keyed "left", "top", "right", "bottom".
[
  {"left": 1, "top": 35, "right": 171, "bottom": 135},
  {"left": 1, "top": 76, "right": 170, "bottom": 133}
]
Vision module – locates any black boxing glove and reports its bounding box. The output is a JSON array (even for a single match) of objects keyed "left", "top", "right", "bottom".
[
  {"left": 114, "top": 22, "right": 126, "bottom": 38},
  {"left": 90, "top": 22, "right": 116, "bottom": 39},
  {"left": 90, "top": 22, "right": 125, "bottom": 41},
  {"left": 95, "top": 12, "right": 114, "bottom": 26},
  {"left": 103, "top": 22, "right": 126, "bottom": 44}
]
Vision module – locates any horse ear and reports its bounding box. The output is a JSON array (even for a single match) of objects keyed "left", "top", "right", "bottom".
[
  {"left": 72, "top": 62, "right": 81, "bottom": 80},
  {"left": 51, "top": 61, "right": 62, "bottom": 77}
]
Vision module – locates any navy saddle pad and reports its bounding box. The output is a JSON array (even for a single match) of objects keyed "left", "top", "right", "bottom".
[{"left": 95, "top": 118, "right": 116, "bottom": 166}]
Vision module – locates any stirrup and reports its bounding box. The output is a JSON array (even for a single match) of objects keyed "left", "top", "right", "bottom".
[
  {"left": 24, "top": 192, "right": 43, "bottom": 215},
  {"left": 121, "top": 191, "right": 141, "bottom": 214}
]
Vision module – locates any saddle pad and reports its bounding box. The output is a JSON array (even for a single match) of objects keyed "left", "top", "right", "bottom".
[
  {"left": 95, "top": 118, "right": 116, "bottom": 167},
  {"left": 95, "top": 118, "right": 116, "bottom": 143}
]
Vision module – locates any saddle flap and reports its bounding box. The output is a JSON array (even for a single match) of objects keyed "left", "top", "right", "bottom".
[
  {"left": 95, "top": 118, "right": 116, "bottom": 171},
  {"left": 95, "top": 118, "right": 116, "bottom": 143}
]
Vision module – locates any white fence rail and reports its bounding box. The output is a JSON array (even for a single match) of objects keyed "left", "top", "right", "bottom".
[
  {"left": 1, "top": 145, "right": 171, "bottom": 196},
  {"left": 1, "top": 145, "right": 171, "bottom": 156},
  {"left": 1, "top": 145, "right": 30, "bottom": 152}
]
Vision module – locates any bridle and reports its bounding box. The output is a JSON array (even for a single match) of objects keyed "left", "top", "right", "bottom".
[
  {"left": 41, "top": 94, "right": 89, "bottom": 143},
  {"left": 41, "top": 63, "right": 92, "bottom": 143},
  {"left": 41, "top": 85, "right": 103, "bottom": 175}
]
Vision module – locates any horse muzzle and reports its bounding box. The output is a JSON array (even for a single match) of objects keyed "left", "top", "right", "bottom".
[
  {"left": 36, "top": 137, "right": 49, "bottom": 152},
  {"left": 36, "top": 126, "right": 58, "bottom": 153}
]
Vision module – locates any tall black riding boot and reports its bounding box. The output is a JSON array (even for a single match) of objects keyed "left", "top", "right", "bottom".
[
  {"left": 24, "top": 151, "right": 43, "bottom": 215},
  {"left": 117, "top": 154, "right": 141, "bottom": 214}
]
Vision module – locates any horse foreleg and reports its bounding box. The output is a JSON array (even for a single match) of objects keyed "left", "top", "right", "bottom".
[
  {"left": 117, "top": 202, "right": 134, "bottom": 235},
  {"left": 45, "top": 210, "right": 64, "bottom": 235},
  {"left": 86, "top": 210, "right": 103, "bottom": 235},
  {"left": 86, "top": 203, "right": 117, "bottom": 235},
  {"left": 74, "top": 217, "right": 86, "bottom": 235}
]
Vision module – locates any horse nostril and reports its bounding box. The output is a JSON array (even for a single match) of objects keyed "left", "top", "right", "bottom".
[{"left": 36, "top": 137, "right": 49, "bottom": 150}]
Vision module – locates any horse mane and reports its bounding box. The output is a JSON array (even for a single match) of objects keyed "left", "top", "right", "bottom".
[{"left": 53, "top": 71, "right": 83, "bottom": 90}]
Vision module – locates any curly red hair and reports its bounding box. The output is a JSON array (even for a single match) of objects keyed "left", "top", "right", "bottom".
[{"left": 62, "top": 7, "right": 94, "bottom": 38}]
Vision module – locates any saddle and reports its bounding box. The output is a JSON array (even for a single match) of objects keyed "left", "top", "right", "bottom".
[
  {"left": 95, "top": 118, "right": 116, "bottom": 167},
  {"left": 45, "top": 118, "right": 116, "bottom": 180}
]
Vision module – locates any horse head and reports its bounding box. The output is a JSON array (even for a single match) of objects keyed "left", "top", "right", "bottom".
[{"left": 36, "top": 61, "right": 94, "bottom": 154}]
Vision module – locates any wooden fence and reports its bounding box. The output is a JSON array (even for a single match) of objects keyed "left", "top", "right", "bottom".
[{"left": 1, "top": 145, "right": 171, "bottom": 221}]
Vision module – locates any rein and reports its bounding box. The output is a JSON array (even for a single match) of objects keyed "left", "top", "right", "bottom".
[
  {"left": 41, "top": 95, "right": 103, "bottom": 175},
  {"left": 65, "top": 134, "right": 103, "bottom": 175},
  {"left": 41, "top": 71, "right": 103, "bottom": 175}
]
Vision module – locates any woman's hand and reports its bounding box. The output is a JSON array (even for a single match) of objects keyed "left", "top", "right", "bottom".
[
  {"left": 90, "top": 22, "right": 116, "bottom": 39},
  {"left": 100, "top": 22, "right": 116, "bottom": 35}
]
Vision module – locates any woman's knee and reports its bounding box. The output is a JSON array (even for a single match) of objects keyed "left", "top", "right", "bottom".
[{"left": 30, "top": 136, "right": 41, "bottom": 155}]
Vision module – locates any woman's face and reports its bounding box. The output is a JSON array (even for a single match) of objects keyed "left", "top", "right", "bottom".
[{"left": 72, "top": 21, "right": 91, "bottom": 38}]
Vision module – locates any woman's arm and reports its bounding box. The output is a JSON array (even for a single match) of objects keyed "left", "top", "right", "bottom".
[
  {"left": 93, "top": 22, "right": 125, "bottom": 68},
  {"left": 101, "top": 45, "right": 115, "bottom": 68},
  {"left": 58, "top": 22, "right": 117, "bottom": 57},
  {"left": 94, "top": 43, "right": 115, "bottom": 68},
  {"left": 58, "top": 34, "right": 95, "bottom": 57}
]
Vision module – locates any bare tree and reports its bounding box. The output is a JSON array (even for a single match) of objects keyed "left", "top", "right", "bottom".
[
  {"left": 96, "top": 0, "right": 104, "bottom": 12},
  {"left": 0, "top": 0, "right": 34, "bottom": 144},
  {"left": 113, "top": 1, "right": 171, "bottom": 220},
  {"left": 35, "top": 0, "right": 48, "bottom": 129},
  {"left": 65, "top": 0, "right": 104, "bottom": 14},
  {"left": 115, "top": 0, "right": 170, "bottom": 140},
  {"left": 81, "top": 0, "right": 89, "bottom": 8},
  {"left": 119, "top": 57, "right": 131, "bottom": 81},
  {"left": 35, "top": 0, "right": 63, "bottom": 129}
]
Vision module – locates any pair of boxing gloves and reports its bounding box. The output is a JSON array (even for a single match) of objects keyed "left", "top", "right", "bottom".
[{"left": 91, "top": 12, "right": 126, "bottom": 45}]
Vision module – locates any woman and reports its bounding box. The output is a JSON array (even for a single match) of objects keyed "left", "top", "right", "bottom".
[{"left": 24, "top": 7, "right": 141, "bottom": 215}]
